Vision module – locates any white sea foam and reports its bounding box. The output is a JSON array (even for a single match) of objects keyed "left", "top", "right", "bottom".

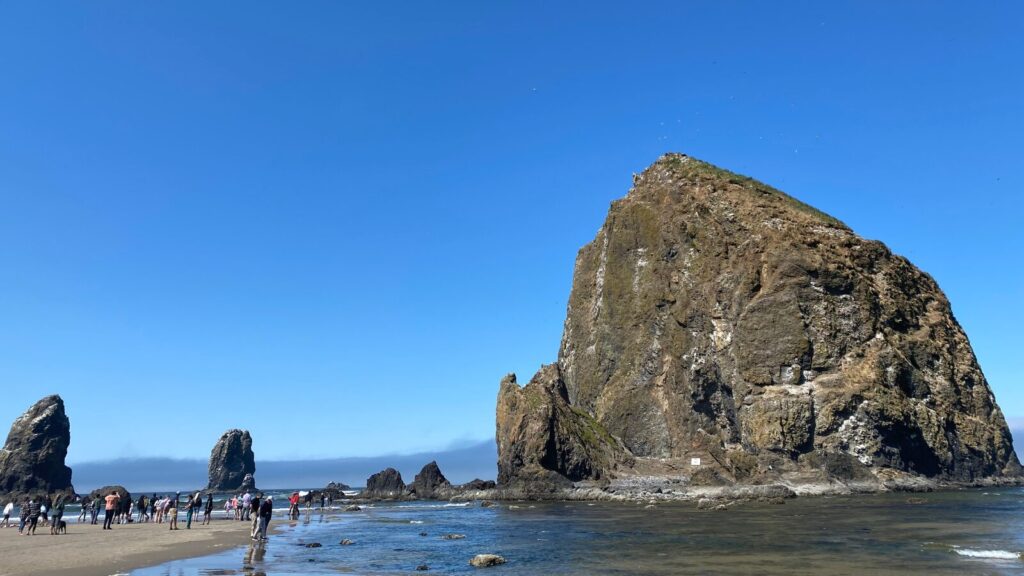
[
  {"left": 409, "top": 520, "right": 424, "bottom": 524},
  {"left": 954, "top": 548, "right": 1020, "bottom": 560}
]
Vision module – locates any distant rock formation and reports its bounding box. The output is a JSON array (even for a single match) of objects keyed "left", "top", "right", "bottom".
[
  {"left": 0, "top": 395, "right": 74, "bottom": 499},
  {"left": 408, "top": 461, "right": 451, "bottom": 499},
  {"left": 496, "top": 153, "right": 1021, "bottom": 494},
  {"left": 362, "top": 467, "right": 405, "bottom": 499},
  {"left": 459, "top": 478, "right": 496, "bottom": 491},
  {"left": 207, "top": 429, "right": 256, "bottom": 491}
]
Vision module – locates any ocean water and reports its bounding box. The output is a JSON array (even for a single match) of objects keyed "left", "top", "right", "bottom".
[{"left": 132, "top": 488, "right": 1024, "bottom": 576}]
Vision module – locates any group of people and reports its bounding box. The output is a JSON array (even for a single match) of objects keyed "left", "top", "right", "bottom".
[
  {"left": 1, "top": 494, "right": 66, "bottom": 535},
  {"left": 2, "top": 489, "right": 274, "bottom": 540},
  {"left": 222, "top": 491, "right": 274, "bottom": 541}
]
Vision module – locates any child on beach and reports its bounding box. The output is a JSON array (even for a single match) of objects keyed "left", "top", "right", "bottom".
[
  {"left": 1, "top": 501, "right": 12, "bottom": 527},
  {"left": 167, "top": 494, "right": 179, "bottom": 530}
]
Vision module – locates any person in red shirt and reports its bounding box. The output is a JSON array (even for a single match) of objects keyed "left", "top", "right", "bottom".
[
  {"left": 288, "top": 492, "right": 299, "bottom": 519},
  {"left": 103, "top": 491, "right": 120, "bottom": 530}
]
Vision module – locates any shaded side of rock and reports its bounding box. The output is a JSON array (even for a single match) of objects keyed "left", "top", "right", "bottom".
[
  {"left": 207, "top": 429, "right": 256, "bottom": 491},
  {"left": 0, "top": 395, "right": 74, "bottom": 499}
]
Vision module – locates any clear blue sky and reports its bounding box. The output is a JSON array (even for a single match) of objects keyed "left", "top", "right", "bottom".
[{"left": 1, "top": 2, "right": 1021, "bottom": 464}]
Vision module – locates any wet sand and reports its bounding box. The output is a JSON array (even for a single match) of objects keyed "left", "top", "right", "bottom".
[{"left": 0, "top": 518, "right": 252, "bottom": 576}]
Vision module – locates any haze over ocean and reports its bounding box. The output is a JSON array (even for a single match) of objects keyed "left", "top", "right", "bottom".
[{"left": 1, "top": 1, "right": 1021, "bottom": 470}]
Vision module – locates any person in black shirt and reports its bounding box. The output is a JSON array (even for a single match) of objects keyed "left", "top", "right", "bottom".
[{"left": 256, "top": 496, "right": 273, "bottom": 541}]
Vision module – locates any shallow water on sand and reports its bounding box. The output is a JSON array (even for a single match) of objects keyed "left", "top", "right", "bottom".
[{"left": 132, "top": 488, "right": 1024, "bottom": 576}]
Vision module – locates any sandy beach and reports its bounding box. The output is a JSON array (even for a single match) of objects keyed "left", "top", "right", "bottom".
[{"left": 0, "top": 518, "right": 253, "bottom": 576}]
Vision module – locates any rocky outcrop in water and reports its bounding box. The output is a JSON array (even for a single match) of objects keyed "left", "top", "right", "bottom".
[
  {"left": 363, "top": 467, "right": 405, "bottom": 499},
  {"left": 0, "top": 395, "right": 74, "bottom": 499},
  {"left": 87, "top": 485, "right": 131, "bottom": 510},
  {"left": 207, "top": 429, "right": 256, "bottom": 491},
  {"left": 408, "top": 461, "right": 451, "bottom": 499},
  {"left": 496, "top": 153, "right": 1021, "bottom": 495}
]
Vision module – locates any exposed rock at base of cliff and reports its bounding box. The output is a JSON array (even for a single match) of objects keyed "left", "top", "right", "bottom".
[
  {"left": 207, "top": 429, "right": 256, "bottom": 491},
  {"left": 496, "top": 366, "right": 633, "bottom": 490},
  {"left": 496, "top": 153, "right": 1021, "bottom": 495},
  {"left": 0, "top": 395, "right": 75, "bottom": 499}
]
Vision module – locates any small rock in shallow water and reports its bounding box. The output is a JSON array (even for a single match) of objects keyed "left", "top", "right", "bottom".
[
  {"left": 480, "top": 500, "right": 494, "bottom": 508},
  {"left": 442, "top": 533, "right": 466, "bottom": 540},
  {"left": 419, "top": 531, "right": 428, "bottom": 537},
  {"left": 416, "top": 565, "right": 429, "bottom": 571},
  {"left": 344, "top": 505, "right": 362, "bottom": 511},
  {"left": 305, "top": 542, "right": 322, "bottom": 548},
  {"left": 469, "top": 554, "right": 506, "bottom": 567},
  {"left": 340, "top": 539, "right": 354, "bottom": 545}
]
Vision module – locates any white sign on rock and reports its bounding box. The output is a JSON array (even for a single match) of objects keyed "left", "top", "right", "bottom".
[{"left": 690, "top": 457, "right": 701, "bottom": 466}]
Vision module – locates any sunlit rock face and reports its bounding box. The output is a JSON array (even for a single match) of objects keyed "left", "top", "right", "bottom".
[{"left": 498, "top": 153, "right": 1020, "bottom": 490}]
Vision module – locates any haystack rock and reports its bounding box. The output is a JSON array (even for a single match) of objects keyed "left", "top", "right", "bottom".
[
  {"left": 408, "top": 461, "right": 451, "bottom": 499},
  {"left": 496, "top": 153, "right": 1021, "bottom": 495},
  {"left": 363, "top": 467, "right": 405, "bottom": 499},
  {"left": 0, "top": 395, "right": 74, "bottom": 499},
  {"left": 207, "top": 429, "right": 256, "bottom": 491}
]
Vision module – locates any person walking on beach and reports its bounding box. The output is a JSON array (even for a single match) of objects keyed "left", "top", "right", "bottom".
[
  {"left": 249, "top": 495, "right": 261, "bottom": 538},
  {"left": 202, "top": 493, "right": 213, "bottom": 525},
  {"left": 1, "top": 500, "right": 12, "bottom": 527},
  {"left": 51, "top": 494, "right": 65, "bottom": 530},
  {"left": 150, "top": 494, "right": 157, "bottom": 522},
  {"left": 103, "top": 491, "right": 120, "bottom": 530},
  {"left": 90, "top": 496, "right": 99, "bottom": 524},
  {"left": 77, "top": 497, "right": 89, "bottom": 523},
  {"left": 18, "top": 498, "right": 29, "bottom": 534},
  {"left": 256, "top": 495, "right": 272, "bottom": 541},
  {"left": 241, "top": 491, "right": 252, "bottom": 521},
  {"left": 26, "top": 497, "right": 41, "bottom": 535},
  {"left": 137, "top": 494, "right": 147, "bottom": 523},
  {"left": 185, "top": 493, "right": 196, "bottom": 529}
]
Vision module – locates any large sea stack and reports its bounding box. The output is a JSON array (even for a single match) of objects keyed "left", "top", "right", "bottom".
[
  {"left": 0, "top": 395, "right": 75, "bottom": 499},
  {"left": 496, "top": 154, "right": 1021, "bottom": 496},
  {"left": 207, "top": 429, "right": 256, "bottom": 491}
]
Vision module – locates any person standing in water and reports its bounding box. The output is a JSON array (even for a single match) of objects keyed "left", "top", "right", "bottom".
[
  {"left": 256, "top": 495, "right": 273, "bottom": 541},
  {"left": 249, "top": 495, "right": 261, "bottom": 539}
]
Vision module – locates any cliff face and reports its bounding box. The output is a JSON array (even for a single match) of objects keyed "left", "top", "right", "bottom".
[
  {"left": 207, "top": 429, "right": 256, "bottom": 491},
  {"left": 497, "top": 154, "right": 1020, "bottom": 491},
  {"left": 0, "top": 395, "right": 74, "bottom": 498}
]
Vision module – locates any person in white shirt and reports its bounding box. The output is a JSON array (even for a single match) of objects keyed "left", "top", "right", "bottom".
[{"left": 1, "top": 501, "right": 13, "bottom": 527}]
